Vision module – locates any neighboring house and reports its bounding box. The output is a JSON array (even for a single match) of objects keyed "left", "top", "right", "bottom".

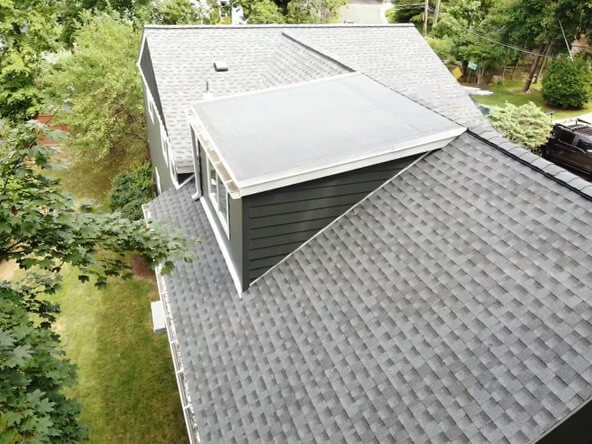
[{"left": 138, "top": 24, "right": 592, "bottom": 444}]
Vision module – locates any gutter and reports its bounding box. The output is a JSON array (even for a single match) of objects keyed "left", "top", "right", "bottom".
[{"left": 142, "top": 203, "right": 200, "bottom": 444}]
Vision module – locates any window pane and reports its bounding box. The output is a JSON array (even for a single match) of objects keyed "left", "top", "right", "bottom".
[
  {"left": 208, "top": 160, "right": 217, "bottom": 204},
  {"left": 218, "top": 176, "right": 228, "bottom": 221}
]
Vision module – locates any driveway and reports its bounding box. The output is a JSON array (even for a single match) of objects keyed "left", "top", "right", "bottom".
[{"left": 339, "top": 0, "right": 388, "bottom": 24}]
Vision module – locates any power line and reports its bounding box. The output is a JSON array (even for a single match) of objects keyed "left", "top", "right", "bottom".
[{"left": 439, "top": 18, "right": 556, "bottom": 59}]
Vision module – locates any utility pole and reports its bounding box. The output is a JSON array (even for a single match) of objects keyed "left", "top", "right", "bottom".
[
  {"left": 433, "top": 0, "right": 441, "bottom": 27},
  {"left": 423, "top": 0, "right": 429, "bottom": 36}
]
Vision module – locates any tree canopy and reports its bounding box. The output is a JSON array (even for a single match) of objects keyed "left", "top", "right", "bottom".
[
  {"left": 0, "top": 0, "right": 60, "bottom": 122},
  {"left": 0, "top": 120, "right": 192, "bottom": 441},
  {"left": 489, "top": 102, "right": 553, "bottom": 151},
  {"left": 45, "top": 13, "right": 146, "bottom": 162}
]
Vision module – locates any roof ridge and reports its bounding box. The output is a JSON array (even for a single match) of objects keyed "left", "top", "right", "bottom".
[
  {"left": 143, "top": 24, "right": 415, "bottom": 30},
  {"left": 281, "top": 31, "right": 355, "bottom": 72},
  {"left": 467, "top": 126, "right": 592, "bottom": 201}
]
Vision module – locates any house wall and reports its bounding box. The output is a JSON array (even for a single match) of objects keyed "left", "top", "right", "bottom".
[
  {"left": 143, "top": 83, "right": 174, "bottom": 192},
  {"left": 139, "top": 41, "right": 165, "bottom": 125},
  {"left": 198, "top": 145, "right": 244, "bottom": 281},
  {"left": 241, "top": 154, "right": 421, "bottom": 285}
]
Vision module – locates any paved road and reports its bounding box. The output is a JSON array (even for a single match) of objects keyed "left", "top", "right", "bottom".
[{"left": 339, "top": 0, "right": 388, "bottom": 24}]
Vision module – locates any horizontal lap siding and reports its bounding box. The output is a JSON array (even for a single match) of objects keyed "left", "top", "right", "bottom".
[
  {"left": 243, "top": 155, "right": 420, "bottom": 284},
  {"left": 140, "top": 42, "right": 166, "bottom": 127}
]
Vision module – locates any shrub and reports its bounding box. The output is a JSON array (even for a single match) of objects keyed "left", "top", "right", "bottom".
[
  {"left": 489, "top": 102, "right": 553, "bottom": 151},
  {"left": 108, "top": 162, "right": 155, "bottom": 221},
  {"left": 542, "top": 57, "right": 592, "bottom": 108}
]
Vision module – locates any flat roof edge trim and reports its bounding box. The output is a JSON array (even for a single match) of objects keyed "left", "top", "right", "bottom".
[
  {"left": 193, "top": 73, "right": 357, "bottom": 105},
  {"left": 236, "top": 127, "right": 465, "bottom": 197},
  {"left": 188, "top": 111, "right": 241, "bottom": 192}
]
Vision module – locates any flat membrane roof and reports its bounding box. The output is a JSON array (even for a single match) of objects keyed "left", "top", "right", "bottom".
[{"left": 191, "top": 73, "right": 465, "bottom": 196}]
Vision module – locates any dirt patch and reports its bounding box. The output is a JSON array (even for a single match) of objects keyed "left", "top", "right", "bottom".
[{"left": 131, "top": 255, "right": 155, "bottom": 280}]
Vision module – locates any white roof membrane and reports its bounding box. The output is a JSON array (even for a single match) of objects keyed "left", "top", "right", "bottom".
[{"left": 191, "top": 73, "right": 465, "bottom": 196}]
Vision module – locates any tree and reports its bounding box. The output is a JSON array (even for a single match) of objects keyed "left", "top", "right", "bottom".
[
  {"left": 455, "top": 34, "right": 507, "bottom": 85},
  {"left": 108, "top": 162, "right": 156, "bottom": 221},
  {"left": 386, "top": 0, "right": 429, "bottom": 24},
  {"left": 0, "top": 120, "right": 191, "bottom": 441},
  {"left": 154, "top": 0, "right": 205, "bottom": 24},
  {"left": 503, "top": 0, "right": 592, "bottom": 92},
  {"left": 0, "top": 284, "right": 87, "bottom": 443},
  {"left": 489, "top": 102, "right": 553, "bottom": 151},
  {"left": 543, "top": 56, "right": 592, "bottom": 108},
  {"left": 240, "top": 0, "right": 284, "bottom": 23},
  {"left": 432, "top": 0, "right": 510, "bottom": 83},
  {"left": 0, "top": 0, "right": 60, "bottom": 122},
  {"left": 286, "top": 0, "right": 346, "bottom": 23},
  {"left": 45, "top": 13, "right": 146, "bottom": 162}
]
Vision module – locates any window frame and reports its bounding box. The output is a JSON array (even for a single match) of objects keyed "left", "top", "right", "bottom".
[{"left": 205, "top": 155, "right": 230, "bottom": 236}]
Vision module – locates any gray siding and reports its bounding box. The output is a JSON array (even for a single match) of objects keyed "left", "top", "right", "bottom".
[
  {"left": 242, "top": 155, "right": 420, "bottom": 284},
  {"left": 139, "top": 41, "right": 165, "bottom": 126},
  {"left": 143, "top": 84, "right": 174, "bottom": 191}
]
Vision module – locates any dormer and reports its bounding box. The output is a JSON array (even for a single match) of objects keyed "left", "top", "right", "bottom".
[{"left": 188, "top": 73, "right": 465, "bottom": 292}]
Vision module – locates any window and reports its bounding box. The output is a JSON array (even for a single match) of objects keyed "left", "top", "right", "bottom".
[
  {"left": 558, "top": 129, "right": 575, "bottom": 145},
  {"left": 206, "top": 156, "right": 230, "bottom": 235},
  {"left": 577, "top": 138, "right": 592, "bottom": 152},
  {"left": 161, "top": 131, "right": 169, "bottom": 166},
  {"left": 148, "top": 99, "right": 156, "bottom": 125}
]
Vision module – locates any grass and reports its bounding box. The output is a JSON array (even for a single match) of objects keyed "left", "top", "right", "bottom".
[
  {"left": 51, "top": 269, "right": 187, "bottom": 444},
  {"left": 44, "top": 152, "right": 188, "bottom": 443},
  {"left": 471, "top": 79, "right": 592, "bottom": 120}
]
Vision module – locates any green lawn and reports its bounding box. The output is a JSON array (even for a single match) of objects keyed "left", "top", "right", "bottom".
[
  {"left": 51, "top": 269, "right": 187, "bottom": 444},
  {"left": 471, "top": 79, "right": 592, "bottom": 120},
  {"left": 46, "top": 153, "right": 187, "bottom": 443}
]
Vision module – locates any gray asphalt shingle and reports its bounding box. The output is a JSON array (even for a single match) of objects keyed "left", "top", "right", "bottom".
[
  {"left": 141, "top": 24, "right": 484, "bottom": 172},
  {"left": 148, "top": 132, "right": 592, "bottom": 443}
]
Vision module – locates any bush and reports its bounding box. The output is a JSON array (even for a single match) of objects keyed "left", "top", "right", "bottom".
[
  {"left": 489, "top": 102, "right": 553, "bottom": 151},
  {"left": 108, "top": 163, "right": 155, "bottom": 221},
  {"left": 542, "top": 57, "right": 592, "bottom": 109}
]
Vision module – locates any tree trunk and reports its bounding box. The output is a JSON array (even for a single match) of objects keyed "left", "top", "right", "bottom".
[
  {"left": 534, "top": 42, "right": 552, "bottom": 84},
  {"left": 523, "top": 44, "right": 545, "bottom": 92},
  {"left": 510, "top": 54, "right": 521, "bottom": 80},
  {"left": 423, "top": 0, "right": 428, "bottom": 36},
  {"left": 433, "top": 0, "right": 441, "bottom": 27}
]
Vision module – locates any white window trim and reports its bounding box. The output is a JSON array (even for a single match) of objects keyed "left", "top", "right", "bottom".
[
  {"left": 147, "top": 96, "right": 155, "bottom": 124},
  {"left": 206, "top": 155, "right": 230, "bottom": 236},
  {"left": 191, "top": 129, "right": 202, "bottom": 200}
]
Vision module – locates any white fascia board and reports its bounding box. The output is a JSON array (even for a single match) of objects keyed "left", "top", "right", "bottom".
[{"left": 236, "top": 126, "right": 466, "bottom": 197}]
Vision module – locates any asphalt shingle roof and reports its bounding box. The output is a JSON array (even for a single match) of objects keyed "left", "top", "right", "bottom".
[
  {"left": 148, "top": 132, "right": 592, "bottom": 443},
  {"left": 141, "top": 24, "right": 485, "bottom": 172}
]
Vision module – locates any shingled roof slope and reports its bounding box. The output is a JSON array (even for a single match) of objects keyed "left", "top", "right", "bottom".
[
  {"left": 140, "top": 24, "right": 484, "bottom": 172},
  {"left": 148, "top": 132, "right": 592, "bottom": 443}
]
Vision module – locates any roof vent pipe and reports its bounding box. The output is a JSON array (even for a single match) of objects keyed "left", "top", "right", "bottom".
[{"left": 203, "top": 80, "right": 213, "bottom": 99}]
